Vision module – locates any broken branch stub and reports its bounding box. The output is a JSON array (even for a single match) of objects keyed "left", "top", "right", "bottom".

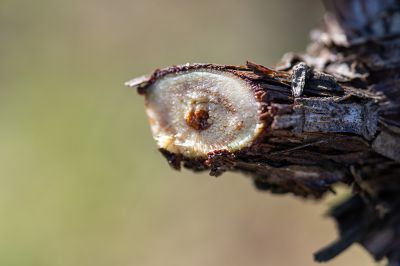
[{"left": 127, "top": 62, "right": 383, "bottom": 198}]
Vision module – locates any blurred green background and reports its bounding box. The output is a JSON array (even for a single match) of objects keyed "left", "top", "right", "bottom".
[{"left": 0, "top": 0, "right": 376, "bottom": 265}]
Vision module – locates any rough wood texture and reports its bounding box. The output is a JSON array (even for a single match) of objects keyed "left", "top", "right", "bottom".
[{"left": 127, "top": 0, "right": 400, "bottom": 264}]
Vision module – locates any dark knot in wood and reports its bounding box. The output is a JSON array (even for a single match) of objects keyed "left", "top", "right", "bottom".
[{"left": 185, "top": 108, "right": 211, "bottom": 131}]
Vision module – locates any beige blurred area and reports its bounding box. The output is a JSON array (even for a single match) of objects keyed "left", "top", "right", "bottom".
[{"left": 0, "top": 0, "right": 377, "bottom": 265}]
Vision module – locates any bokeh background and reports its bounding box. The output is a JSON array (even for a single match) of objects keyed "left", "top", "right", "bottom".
[{"left": 0, "top": 0, "right": 378, "bottom": 265}]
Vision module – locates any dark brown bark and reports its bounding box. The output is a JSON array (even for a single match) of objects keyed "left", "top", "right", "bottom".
[{"left": 127, "top": 0, "right": 400, "bottom": 264}]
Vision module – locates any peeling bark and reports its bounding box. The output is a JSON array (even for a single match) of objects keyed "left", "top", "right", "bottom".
[{"left": 127, "top": 0, "right": 400, "bottom": 264}]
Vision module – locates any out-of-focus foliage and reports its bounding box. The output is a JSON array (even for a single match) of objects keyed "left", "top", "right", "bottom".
[{"left": 0, "top": 0, "right": 374, "bottom": 265}]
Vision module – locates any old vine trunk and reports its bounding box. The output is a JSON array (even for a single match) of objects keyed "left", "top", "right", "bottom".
[{"left": 127, "top": 0, "right": 400, "bottom": 264}]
